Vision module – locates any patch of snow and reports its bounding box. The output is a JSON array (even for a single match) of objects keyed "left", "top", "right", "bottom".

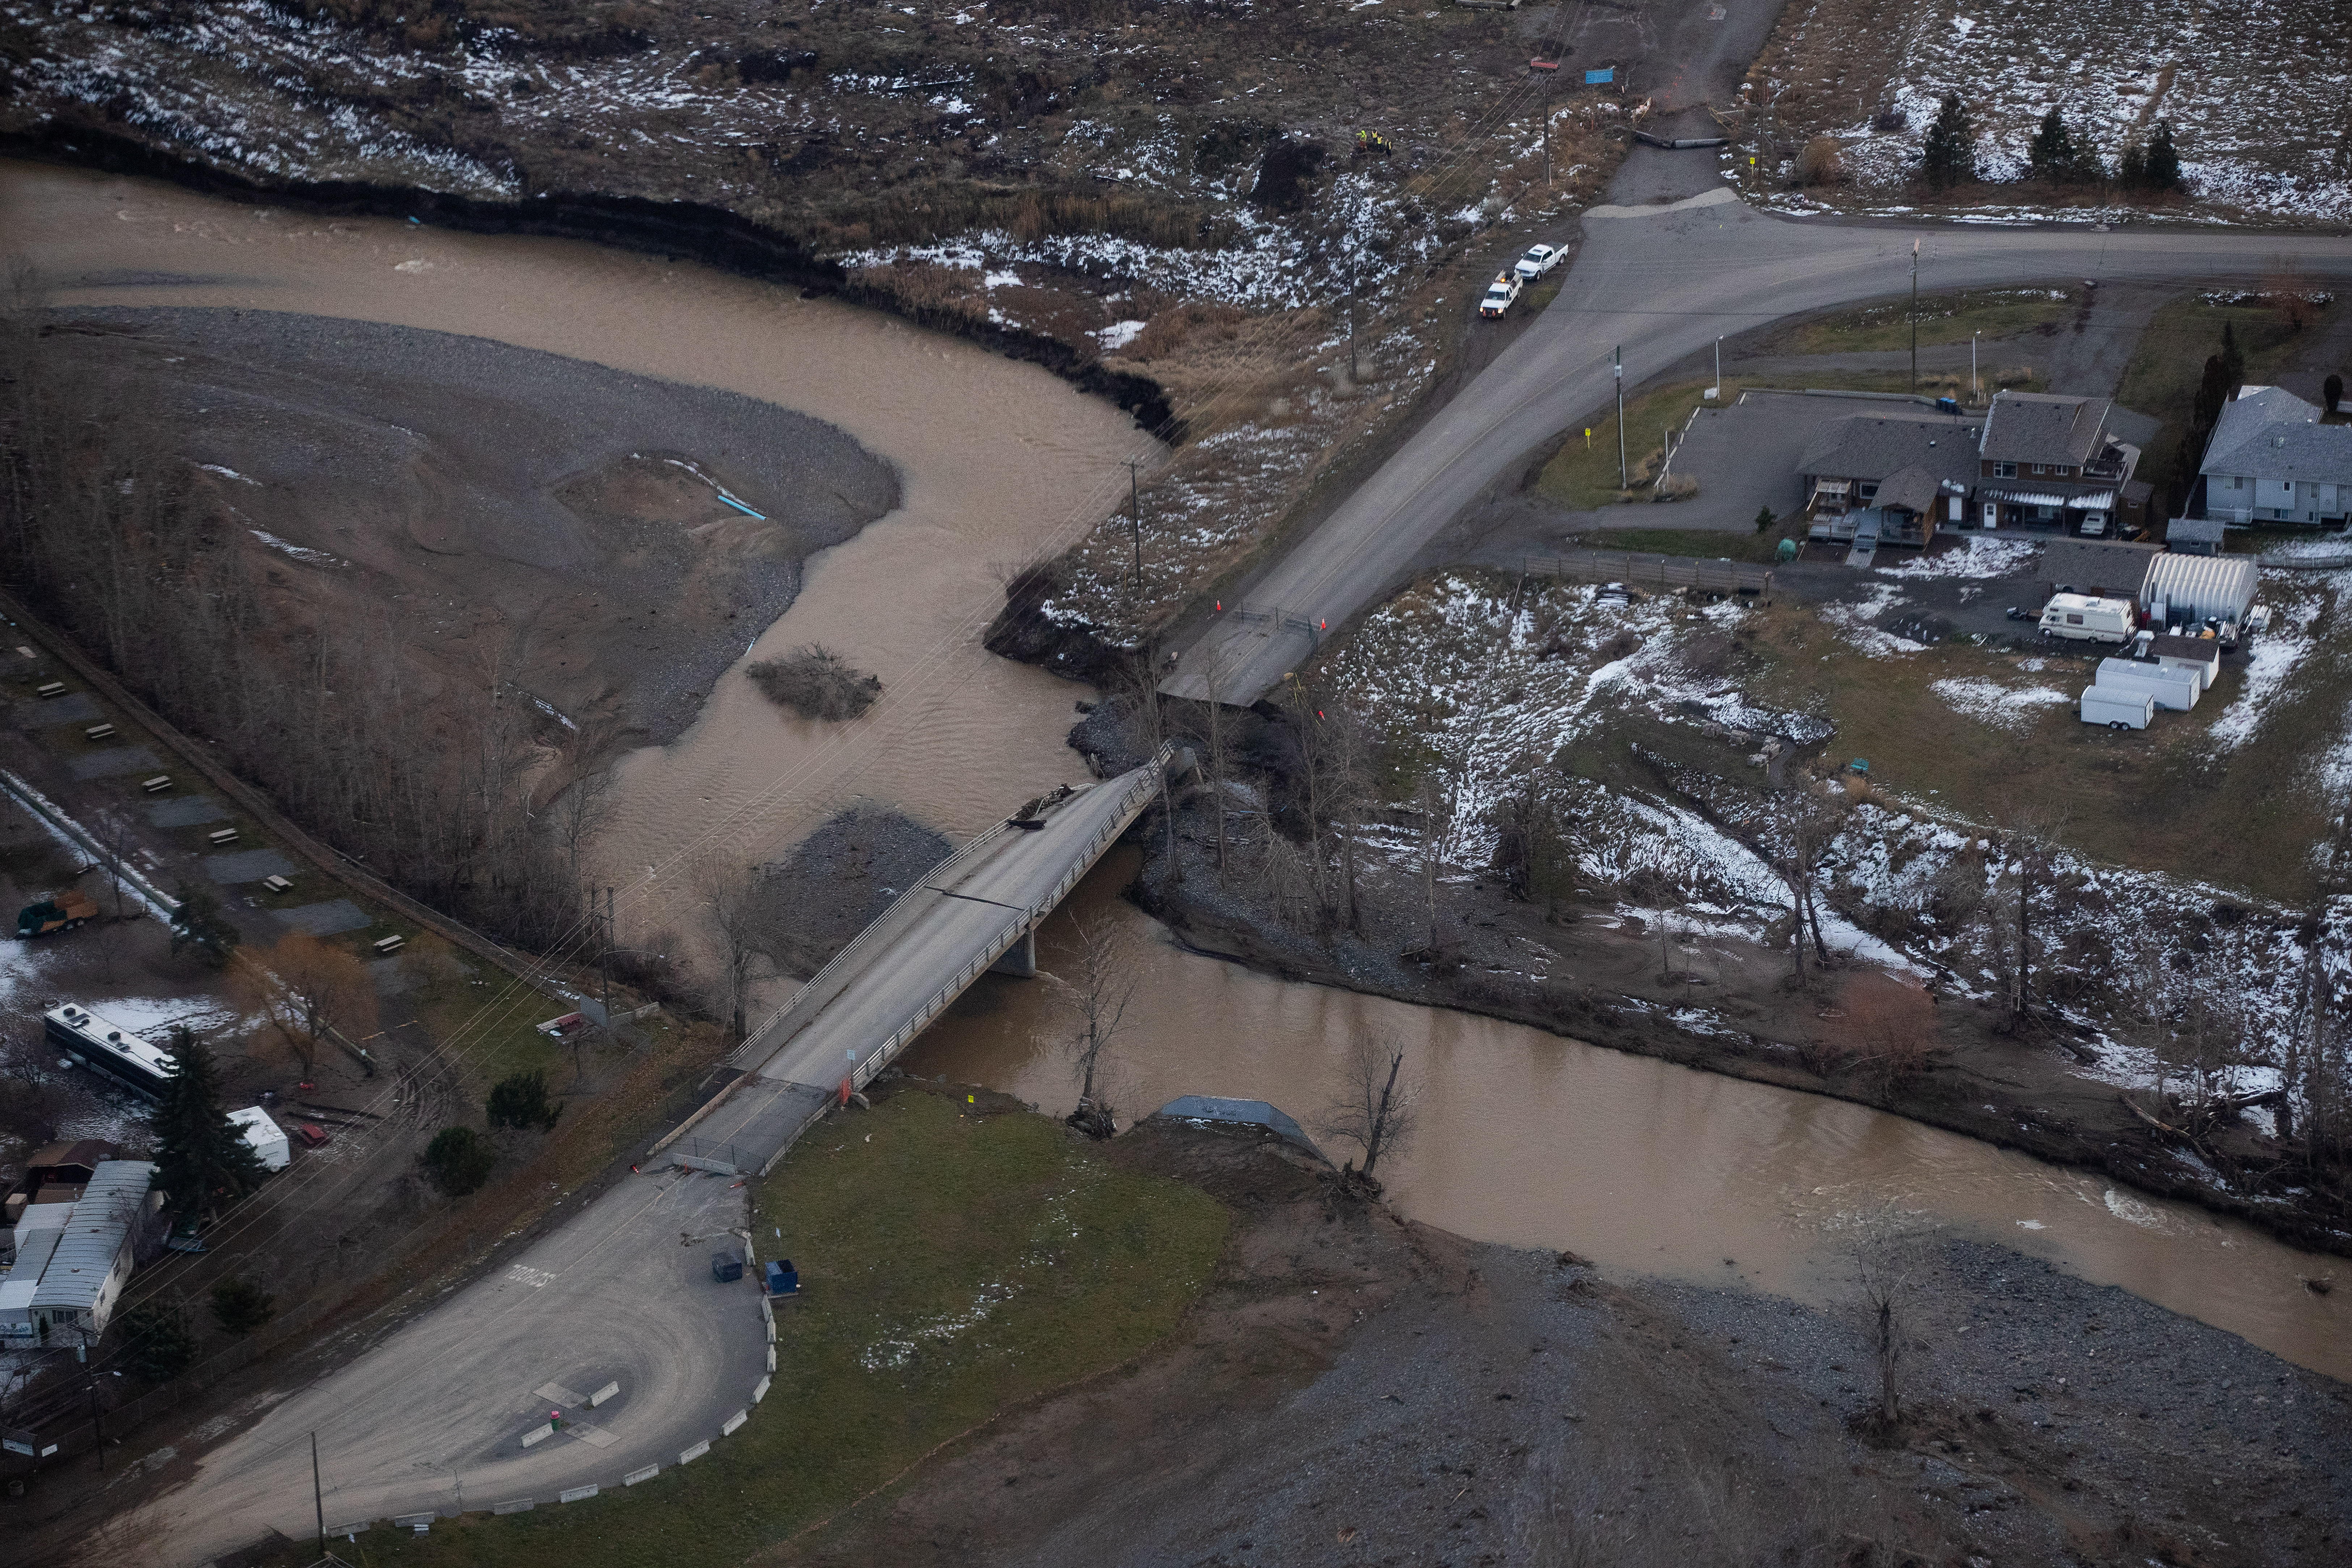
[
  {"left": 1093, "top": 318, "right": 1147, "bottom": 351},
  {"left": 1875, "top": 537, "right": 2039, "bottom": 580},
  {"left": 1930, "top": 676, "right": 2072, "bottom": 731}
]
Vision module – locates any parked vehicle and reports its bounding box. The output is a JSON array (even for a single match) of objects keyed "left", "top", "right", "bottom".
[
  {"left": 1477, "top": 272, "right": 1523, "bottom": 319},
  {"left": 1596, "top": 582, "right": 1631, "bottom": 606},
  {"left": 16, "top": 890, "right": 97, "bottom": 939},
  {"left": 2081, "top": 685, "right": 2154, "bottom": 731},
  {"left": 1513, "top": 243, "right": 1562, "bottom": 281},
  {"left": 2039, "top": 592, "right": 2136, "bottom": 645},
  {"left": 293, "top": 1122, "right": 330, "bottom": 1148},
  {"left": 2004, "top": 605, "right": 2033, "bottom": 621}
]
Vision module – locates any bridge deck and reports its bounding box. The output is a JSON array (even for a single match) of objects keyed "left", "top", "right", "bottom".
[{"left": 656, "top": 751, "right": 1172, "bottom": 1176}]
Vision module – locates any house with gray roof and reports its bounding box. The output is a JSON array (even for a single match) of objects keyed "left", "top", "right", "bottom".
[
  {"left": 2197, "top": 386, "right": 2352, "bottom": 527},
  {"left": 1975, "top": 390, "right": 2142, "bottom": 535},
  {"left": 0, "top": 1159, "right": 159, "bottom": 1347},
  {"left": 1796, "top": 411, "right": 1979, "bottom": 546}
]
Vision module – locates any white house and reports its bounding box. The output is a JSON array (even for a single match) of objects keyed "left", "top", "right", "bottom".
[
  {"left": 0, "top": 1160, "right": 160, "bottom": 1347},
  {"left": 2198, "top": 386, "right": 2352, "bottom": 527}
]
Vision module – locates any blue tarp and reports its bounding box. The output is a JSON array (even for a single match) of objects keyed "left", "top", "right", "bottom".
[
  {"left": 1151, "top": 1095, "right": 1323, "bottom": 1160},
  {"left": 1585, "top": 67, "right": 1614, "bottom": 84}
]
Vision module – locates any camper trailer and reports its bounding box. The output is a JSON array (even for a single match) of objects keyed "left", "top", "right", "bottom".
[{"left": 2041, "top": 593, "right": 2137, "bottom": 646}]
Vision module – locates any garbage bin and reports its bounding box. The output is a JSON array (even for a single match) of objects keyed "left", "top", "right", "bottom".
[
  {"left": 765, "top": 1258, "right": 799, "bottom": 1296},
  {"left": 711, "top": 1250, "right": 743, "bottom": 1283}
]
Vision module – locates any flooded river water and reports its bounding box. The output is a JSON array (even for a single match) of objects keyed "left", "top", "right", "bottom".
[
  {"left": 10, "top": 159, "right": 2347, "bottom": 1384},
  {"left": 912, "top": 852, "right": 2352, "bottom": 1382}
]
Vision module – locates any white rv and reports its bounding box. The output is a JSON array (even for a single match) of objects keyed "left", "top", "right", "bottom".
[
  {"left": 2081, "top": 685, "right": 2154, "bottom": 730},
  {"left": 2040, "top": 593, "right": 2137, "bottom": 645},
  {"left": 228, "top": 1107, "right": 291, "bottom": 1173}
]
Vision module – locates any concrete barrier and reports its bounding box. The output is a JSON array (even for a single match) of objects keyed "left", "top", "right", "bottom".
[
  {"left": 493, "top": 1499, "right": 534, "bottom": 1516},
  {"left": 623, "top": 1465, "right": 659, "bottom": 1487},
  {"left": 520, "top": 1422, "right": 554, "bottom": 1448},
  {"left": 752, "top": 1374, "right": 771, "bottom": 1404},
  {"left": 721, "top": 1410, "right": 747, "bottom": 1436},
  {"left": 559, "top": 1484, "right": 599, "bottom": 1503},
  {"left": 590, "top": 1381, "right": 620, "bottom": 1407},
  {"left": 767, "top": 1345, "right": 777, "bottom": 1373},
  {"left": 393, "top": 1512, "right": 435, "bottom": 1533},
  {"left": 679, "top": 1439, "right": 710, "bottom": 1464},
  {"left": 325, "top": 1523, "right": 368, "bottom": 1540}
]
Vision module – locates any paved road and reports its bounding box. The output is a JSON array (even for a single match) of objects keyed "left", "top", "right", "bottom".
[
  {"left": 102, "top": 1162, "right": 764, "bottom": 1567},
  {"left": 1163, "top": 192, "right": 2352, "bottom": 704},
  {"left": 93, "top": 762, "right": 1166, "bottom": 1566}
]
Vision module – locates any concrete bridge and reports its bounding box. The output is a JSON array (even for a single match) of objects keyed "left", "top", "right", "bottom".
[{"left": 651, "top": 745, "right": 1183, "bottom": 1178}]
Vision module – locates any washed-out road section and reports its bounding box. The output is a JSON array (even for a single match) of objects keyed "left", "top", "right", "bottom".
[{"left": 1166, "top": 191, "right": 2352, "bottom": 704}]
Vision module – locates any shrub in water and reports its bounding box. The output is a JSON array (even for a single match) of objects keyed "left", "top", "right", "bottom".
[{"left": 748, "top": 644, "right": 883, "bottom": 721}]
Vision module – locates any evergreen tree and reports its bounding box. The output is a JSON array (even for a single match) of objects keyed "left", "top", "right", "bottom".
[
  {"left": 117, "top": 1299, "right": 198, "bottom": 1382},
  {"left": 424, "top": 1126, "right": 496, "bottom": 1196},
  {"left": 486, "top": 1070, "right": 563, "bottom": 1132},
  {"left": 2144, "top": 120, "right": 2181, "bottom": 191},
  {"left": 1919, "top": 93, "right": 1977, "bottom": 190},
  {"left": 210, "top": 1276, "right": 276, "bottom": 1336},
  {"left": 2326, "top": 372, "right": 2344, "bottom": 416},
  {"left": 151, "top": 1029, "right": 267, "bottom": 1220},
  {"left": 2118, "top": 139, "right": 2147, "bottom": 189},
  {"left": 2027, "top": 106, "right": 2078, "bottom": 184},
  {"left": 2222, "top": 319, "right": 2245, "bottom": 387},
  {"left": 168, "top": 883, "right": 241, "bottom": 969}
]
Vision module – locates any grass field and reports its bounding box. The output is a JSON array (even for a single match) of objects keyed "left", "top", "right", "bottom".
[
  {"left": 327, "top": 1085, "right": 1230, "bottom": 1568},
  {"left": 2115, "top": 293, "right": 2327, "bottom": 517},
  {"left": 1773, "top": 287, "right": 2080, "bottom": 356},
  {"left": 1577, "top": 527, "right": 1790, "bottom": 563},
  {"left": 401, "top": 933, "right": 571, "bottom": 1097},
  {"left": 1735, "top": 592, "right": 2348, "bottom": 906}
]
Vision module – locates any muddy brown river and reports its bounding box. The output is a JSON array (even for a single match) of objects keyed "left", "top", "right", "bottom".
[{"left": 9, "top": 159, "right": 2346, "bottom": 1383}]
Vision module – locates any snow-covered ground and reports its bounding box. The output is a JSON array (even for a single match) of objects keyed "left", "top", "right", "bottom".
[
  {"left": 1320, "top": 569, "right": 2341, "bottom": 1111},
  {"left": 1749, "top": 0, "right": 2352, "bottom": 224}
]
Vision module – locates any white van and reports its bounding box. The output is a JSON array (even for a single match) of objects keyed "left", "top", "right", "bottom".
[
  {"left": 2081, "top": 685, "right": 2154, "bottom": 731},
  {"left": 2040, "top": 592, "right": 2137, "bottom": 645},
  {"left": 2097, "top": 657, "right": 2200, "bottom": 711}
]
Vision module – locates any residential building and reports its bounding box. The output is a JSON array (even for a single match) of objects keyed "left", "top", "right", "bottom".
[
  {"left": 1975, "top": 390, "right": 2141, "bottom": 534},
  {"left": 2196, "top": 386, "right": 2352, "bottom": 527},
  {"left": 1796, "top": 411, "right": 1979, "bottom": 546},
  {"left": 0, "top": 1159, "right": 160, "bottom": 1347}
]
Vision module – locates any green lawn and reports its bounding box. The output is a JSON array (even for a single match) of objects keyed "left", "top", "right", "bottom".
[
  {"left": 327, "top": 1085, "right": 1229, "bottom": 1568},
  {"left": 1577, "top": 527, "right": 1789, "bottom": 563},
  {"left": 1774, "top": 287, "right": 2079, "bottom": 356}
]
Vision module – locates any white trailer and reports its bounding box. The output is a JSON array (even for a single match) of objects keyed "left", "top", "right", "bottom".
[
  {"left": 2081, "top": 685, "right": 2155, "bottom": 731},
  {"left": 2097, "top": 657, "right": 2200, "bottom": 711},
  {"left": 2040, "top": 592, "right": 2137, "bottom": 645},
  {"left": 229, "top": 1106, "right": 291, "bottom": 1172}
]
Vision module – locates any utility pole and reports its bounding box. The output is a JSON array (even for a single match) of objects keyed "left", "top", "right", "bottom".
[
  {"left": 1910, "top": 238, "right": 1921, "bottom": 393},
  {"left": 1543, "top": 74, "right": 1553, "bottom": 187},
  {"left": 1615, "top": 346, "right": 1627, "bottom": 492},
  {"left": 1345, "top": 252, "right": 1359, "bottom": 380},
  {"left": 600, "top": 886, "right": 614, "bottom": 1018},
  {"left": 312, "top": 1431, "right": 326, "bottom": 1556},
  {"left": 1713, "top": 335, "right": 1722, "bottom": 399},
  {"left": 1125, "top": 459, "right": 1143, "bottom": 590}
]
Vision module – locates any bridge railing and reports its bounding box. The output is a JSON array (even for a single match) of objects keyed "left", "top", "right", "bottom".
[{"left": 843, "top": 743, "right": 1175, "bottom": 1098}]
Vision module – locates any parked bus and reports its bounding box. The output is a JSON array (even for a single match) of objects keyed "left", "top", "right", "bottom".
[{"left": 44, "top": 1003, "right": 177, "bottom": 1100}]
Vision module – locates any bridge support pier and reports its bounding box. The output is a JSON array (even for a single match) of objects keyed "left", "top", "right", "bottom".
[{"left": 989, "top": 926, "right": 1037, "bottom": 979}]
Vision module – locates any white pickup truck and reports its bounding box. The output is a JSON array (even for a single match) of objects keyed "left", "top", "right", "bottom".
[
  {"left": 1513, "top": 243, "right": 1563, "bottom": 280},
  {"left": 1477, "top": 272, "right": 1523, "bottom": 319}
]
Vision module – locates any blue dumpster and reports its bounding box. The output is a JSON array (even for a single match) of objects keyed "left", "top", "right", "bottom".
[
  {"left": 711, "top": 1249, "right": 743, "bottom": 1282},
  {"left": 765, "top": 1258, "right": 799, "bottom": 1296}
]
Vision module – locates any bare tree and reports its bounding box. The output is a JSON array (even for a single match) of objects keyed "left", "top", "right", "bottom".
[
  {"left": 1126, "top": 650, "right": 1183, "bottom": 886},
  {"left": 1771, "top": 789, "right": 1850, "bottom": 983},
  {"left": 1186, "top": 664, "right": 1238, "bottom": 880},
  {"left": 1855, "top": 1243, "right": 1915, "bottom": 1431},
  {"left": 1323, "top": 1033, "right": 1416, "bottom": 1188},
  {"left": 550, "top": 763, "right": 616, "bottom": 894},
  {"left": 1061, "top": 915, "right": 1135, "bottom": 1139},
  {"left": 1991, "top": 812, "right": 2065, "bottom": 1027},
  {"left": 1414, "top": 771, "right": 1457, "bottom": 960},
  {"left": 698, "top": 857, "right": 762, "bottom": 1043},
  {"left": 230, "top": 931, "right": 379, "bottom": 1075}
]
